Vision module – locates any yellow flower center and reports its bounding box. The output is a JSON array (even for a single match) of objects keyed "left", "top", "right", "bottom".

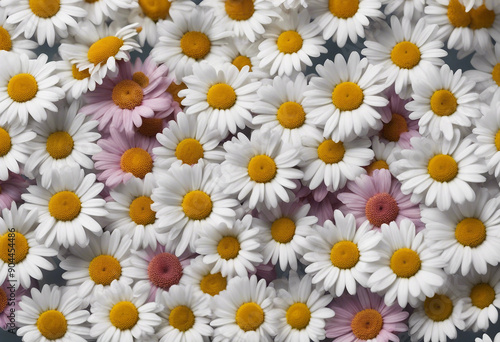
[
  {"left": 0, "top": 232, "right": 29, "bottom": 264},
  {"left": 29, "top": 0, "right": 60, "bottom": 18},
  {"left": 286, "top": 303, "right": 311, "bottom": 330},
  {"left": 132, "top": 71, "right": 150, "bottom": 88},
  {"left": 37, "top": 310, "right": 67, "bottom": 340},
  {"left": 0, "top": 26, "right": 12, "bottom": 51},
  {"left": 232, "top": 55, "right": 252, "bottom": 71},
  {"left": 139, "top": 0, "right": 171, "bottom": 21},
  {"left": 207, "top": 83, "right": 237, "bottom": 110},
  {"left": 330, "top": 240, "right": 360, "bottom": 269},
  {"left": 424, "top": 294, "right": 453, "bottom": 322},
  {"left": 109, "top": 301, "right": 139, "bottom": 330},
  {"left": 0, "top": 127, "right": 12, "bottom": 157},
  {"left": 430, "top": 89, "right": 457, "bottom": 117},
  {"left": 247, "top": 155, "right": 277, "bottom": 183},
  {"left": 71, "top": 64, "right": 90, "bottom": 80},
  {"left": 277, "top": 31, "right": 303, "bottom": 54},
  {"left": 87, "top": 36, "right": 124, "bottom": 66},
  {"left": 167, "top": 81, "right": 187, "bottom": 108},
  {"left": 329, "top": 0, "right": 359, "bottom": 18},
  {"left": 317, "top": 140, "right": 345, "bottom": 164},
  {"left": 48, "top": 191, "right": 81, "bottom": 221},
  {"left": 470, "top": 5, "right": 496, "bottom": 30},
  {"left": 88, "top": 255, "right": 122, "bottom": 285},
  {"left": 180, "top": 31, "right": 211, "bottom": 60},
  {"left": 138, "top": 118, "right": 163, "bottom": 137},
  {"left": 0, "top": 288, "right": 6, "bottom": 313},
  {"left": 7, "top": 73, "right": 38, "bottom": 103},
  {"left": 120, "top": 147, "right": 153, "bottom": 179},
  {"left": 277, "top": 101, "right": 306, "bottom": 129},
  {"left": 169, "top": 305, "right": 195, "bottom": 332},
  {"left": 366, "top": 160, "right": 389, "bottom": 176},
  {"left": 332, "top": 82, "right": 364, "bottom": 111},
  {"left": 112, "top": 79, "right": 144, "bottom": 109},
  {"left": 390, "top": 248, "right": 421, "bottom": 278},
  {"left": 381, "top": 113, "right": 408, "bottom": 142},
  {"left": 217, "top": 236, "right": 240, "bottom": 260},
  {"left": 427, "top": 154, "right": 458, "bottom": 182},
  {"left": 271, "top": 217, "right": 296, "bottom": 243},
  {"left": 447, "top": 0, "right": 471, "bottom": 27},
  {"left": 391, "top": 41, "right": 421, "bottom": 70},
  {"left": 492, "top": 63, "right": 500, "bottom": 86},
  {"left": 182, "top": 190, "right": 212, "bottom": 220},
  {"left": 470, "top": 283, "right": 496, "bottom": 309},
  {"left": 200, "top": 272, "right": 227, "bottom": 296},
  {"left": 351, "top": 309, "right": 383, "bottom": 340},
  {"left": 495, "top": 130, "right": 500, "bottom": 151},
  {"left": 236, "top": 302, "right": 264, "bottom": 331},
  {"left": 225, "top": 0, "right": 255, "bottom": 21},
  {"left": 175, "top": 138, "right": 204, "bottom": 165},
  {"left": 129, "top": 196, "right": 156, "bottom": 225},
  {"left": 455, "top": 217, "right": 486, "bottom": 247},
  {"left": 46, "top": 131, "right": 74, "bottom": 159}
]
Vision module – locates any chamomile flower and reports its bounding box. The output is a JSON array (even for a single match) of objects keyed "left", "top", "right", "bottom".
[
  {"left": 0, "top": 120, "right": 35, "bottom": 181},
  {"left": 365, "top": 136, "right": 397, "bottom": 175},
  {"left": 56, "top": 59, "right": 97, "bottom": 101},
  {"left": 381, "top": 0, "right": 425, "bottom": 19},
  {"left": 79, "top": 0, "right": 137, "bottom": 25},
  {"left": 17, "top": 285, "right": 90, "bottom": 342},
  {"left": 0, "top": 172, "right": 28, "bottom": 210},
  {"left": 0, "top": 8, "right": 37, "bottom": 57},
  {"left": 303, "top": 52, "right": 388, "bottom": 142},
  {"left": 180, "top": 255, "right": 229, "bottom": 299},
  {"left": 22, "top": 167, "right": 107, "bottom": 248},
  {"left": 465, "top": 44, "right": 500, "bottom": 100},
  {"left": 303, "top": 210, "right": 381, "bottom": 296},
  {"left": 221, "top": 38, "right": 269, "bottom": 80},
  {"left": 473, "top": 102, "right": 500, "bottom": 178}
]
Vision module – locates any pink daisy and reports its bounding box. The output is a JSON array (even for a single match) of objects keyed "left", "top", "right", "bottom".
[
  {"left": 80, "top": 59, "right": 172, "bottom": 134},
  {"left": 0, "top": 172, "right": 29, "bottom": 210},
  {"left": 0, "top": 280, "right": 29, "bottom": 331},
  {"left": 93, "top": 129, "right": 157, "bottom": 188},
  {"left": 337, "top": 169, "right": 423, "bottom": 231},
  {"left": 326, "top": 286, "right": 409, "bottom": 341}
]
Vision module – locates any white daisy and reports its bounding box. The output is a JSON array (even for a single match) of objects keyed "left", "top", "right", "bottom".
[
  {"left": 79, "top": 0, "right": 137, "bottom": 25},
  {"left": 219, "top": 38, "right": 271, "bottom": 81},
  {"left": 0, "top": 8, "right": 37, "bottom": 57},
  {"left": 22, "top": 166, "right": 108, "bottom": 248},
  {"left": 381, "top": 0, "right": 425, "bottom": 19},
  {"left": 0, "top": 120, "right": 35, "bottom": 181},
  {"left": 464, "top": 43, "right": 500, "bottom": 100},
  {"left": 56, "top": 59, "right": 97, "bottom": 101},
  {"left": 303, "top": 52, "right": 388, "bottom": 142},
  {"left": 365, "top": 136, "right": 397, "bottom": 175},
  {"left": 180, "top": 255, "right": 229, "bottom": 299},
  {"left": 473, "top": 101, "right": 500, "bottom": 178},
  {"left": 367, "top": 219, "right": 447, "bottom": 308}
]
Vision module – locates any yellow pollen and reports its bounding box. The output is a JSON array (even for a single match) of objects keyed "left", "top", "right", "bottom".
[
  {"left": 109, "top": 301, "right": 139, "bottom": 330},
  {"left": 381, "top": 113, "right": 408, "bottom": 142},
  {"left": 138, "top": 118, "right": 163, "bottom": 137},
  {"left": 277, "top": 101, "right": 306, "bottom": 129},
  {"left": 71, "top": 64, "right": 90, "bottom": 80},
  {"left": 175, "top": 138, "right": 204, "bottom": 165},
  {"left": 129, "top": 196, "right": 156, "bottom": 225},
  {"left": 427, "top": 154, "right": 458, "bottom": 182},
  {"left": 430, "top": 89, "right": 457, "bottom": 116},
  {"left": 8, "top": 73, "right": 38, "bottom": 103},
  {"left": 132, "top": 71, "right": 150, "bottom": 88},
  {"left": 0, "top": 26, "right": 12, "bottom": 51},
  {"left": 271, "top": 217, "right": 296, "bottom": 243},
  {"left": 492, "top": 64, "right": 500, "bottom": 86},
  {"left": 232, "top": 55, "right": 252, "bottom": 71},
  {"left": 390, "top": 248, "right": 421, "bottom": 278},
  {"left": 48, "top": 191, "right": 81, "bottom": 221},
  {"left": 0, "top": 232, "right": 29, "bottom": 264},
  {"left": 470, "top": 5, "right": 496, "bottom": 30},
  {"left": 120, "top": 147, "right": 153, "bottom": 179},
  {"left": 247, "top": 155, "right": 277, "bottom": 183},
  {"left": 351, "top": 309, "right": 383, "bottom": 340},
  {"left": 236, "top": 302, "right": 264, "bottom": 331},
  {"left": 169, "top": 305, "right": 195, "bottom": 332},
  {"left": 200, "top": 272, "right": 227, "bottom": 296},
  {"left": 332, "top": 82, "right": 364, "bottom": 111},
  {"left": 29, "top": 0, "right": 60, "bottom": 18},
  {"left": 470, "top": 283, "right": 496, "bottom": 309},
  {"left": 455, "top": 218, "right": 486, "bottom": 248},
  {"left": 495, "top": 130, "right": 500, "bottom": 151},
  {"left": 180, "top": 31, "right": 211, "bottom": 60},
  {"left": 37, "top": 310, "right": 67, "bottom": 340},
  {"left": 330, "top": 240, "right": 360, "bottom": 269},
  {"left": 167, "top": 81, "right": 187, "bottom": 107},
  {"left": 391, "top": 41, "right": 421, "bottom": 69},
  {"left": 329, "top": 0, "right": 359, "bottom": 19},
  {"left": 139, "top": 0, "right": 171, "bottom": 21},
  {"left": 217, "top": 236, "right": 240, "bottom": 260},
  {"left": 87, "top": 36, "right": 124, "bottom": 66},
  {"left": 366, "top": 160, "right": 389, "bottom": 175},
  {"left": 317, "top": 140, "right": 345, "bottom": 164},
  {"left": 112, "top": 79, "right": 144, "bottom": 109},
  {"left": 277, "top": 31, "right": 303, "bottom": 54},
  {"left": 85, "top": 0, "right": 99, "bottom": 2},
  {"left": 0, "top": 288, "right": 6, "bottom": 313},
  {"left": 447, "top": 0, "right": 471, "bottom": 27},
  {"left": 207, "top": 83, "right": 237, "bottom": 110},
  {"left": 286, "top": 303, "right": 311, "bottom": 330},
  {"left": 424, "top": 294, "right": 453, "bottom": 322},
  {"left": 46, "top": 131, "right": 74, "bottom": 159},
  {"left": 0, "top": 127, "right": 12, "bottom": 157},
  {"left": 182, "top": 190, "right": 212, "bottom": 220},
  {"left": 88, "top": 255, "right": 122, "bottom": 285},
  {"left": 225, "top": 0, "right": 255, "bottom": 21}
]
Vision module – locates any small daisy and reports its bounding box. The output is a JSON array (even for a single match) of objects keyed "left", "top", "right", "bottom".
[
  {"left": 211, "top": 275, "right": 277, "bottom": 341},
  {"left": 0, "top": 8, "right": 37, "bottom": 57},
  {"left": 156, "top": 284, "right": 213, "bottom": 342},
  {"left": 180, "top": 62, "right": 261, "bottom": 137},
  {"left": 78, "top": 0, "right": 137, "bottom": 25},
  {"left": 0, "top": 52, "right": 64, "bottom": 127},
  {"left": 303, "top": 52, "right": 388, "bottom": 142},
  {"left": 17, "top": 284, "right": 90, "bottom": 342},
  {"left": 473, "top": 102, "right": 500, "bottom": 178},
  {"left": 0, "top": 280, "right": 29, "bottom": 330},
  {"left": 303, "top": 210, "right": 381, "bottom": 296},
  {"left": 365, "top": 136, "right": 397, "bottom": 175},
  {"left": 180, "top": 255, "right": 229, "bottom": 299},
  {"left": 88, "top": 280, "right": 162, "bottom": 342},
  {"left": 464, "top": 43, "right": 500, "bottom": 100},
  {"left": 0, "top": 172, "right": 28, "bottom": 210},
  {"left": 0, "top": 120, "right": 35, "bottom": 180},
  {"left": 56, "top": 59, "right": 97, "bottom": 101},
  {"left": 381, "top": 0, "right": 425, "bottom": 19},
  {"left": 220, "top": 38, "right": 269, "bottom": 80},
  {"left": 22, "top": 167, "right": 108, "bottom": 248},
  {"left": 221, "top": 130, "right": 303, "bottom": 210}
]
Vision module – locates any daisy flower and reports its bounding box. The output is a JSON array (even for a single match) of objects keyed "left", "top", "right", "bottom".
[
  {"left": 381, "top": 0, "right": 425, "bottom": 19},
  {"left": 221, "top": 130, "right": 303, "bottom": 210},
  {"left": 473, "top": 102, "right": 500, "bottom": 178},
  {"left": 0, "top": 8, "right": 37, "bottom": 57},
  {"left": 303, "top": 52, "right": 388, "bottom": 142},
  {"left": 180, "top": 255, "right": 229, "bottom": 299},
  {"left": 0, "top": 52, "right": 64, "bottom": 127},
  {"left": 338, "top": 169, "right": 423, "bottom": 231},
  {"left": 196, "top": 214, "right": 263, "bottom": 278},
  {"left": 17, "top": 285, "right": 90, "bottom": 342},
  {"left": 0, "top": 120, "right": 35, "bottom": 180},
  {"left": 56, "top": 59, "right": 97, "bottom": 101},
  {"left": 24, "top": 101, "right": 101, "bottom": 187},
  {"left": 464, "top": 43, "right": 500, "bottom": 100},
  {"left": 0, "top": 172, "right": 28, "bottom": 210},
  {"left": 156, "top": 284, "right": 213, "bottom": 342},
  {"left": 365, "top": 136, "right": 397, "bottom": 175},
  {"left": 88, "top": 280, "right": 162, "bottom": 342},
  {"left": 220, "top": 38, "right": 269, "bottom": 80},
  {"left": 252, "top": 73, "right": 322, "bottom": 146},
  {"left": 308, "top": 0, "right": 385, "bottom": 48},
  {"left": 303, "top": 210, "right": 381, "bottom": 296},
  {"left": 22, "top": 167, "right": 107, "bottom": 248},
  {"left": 325, "top": 286, "right": 409, "bottom": 341},
  {"left": 367, "top": 219, "right": 447, "bottom": 308},
  {"left": 79, "top": 0, "right": 137, "bottom": 25},
  {"left": 179, "top": 62, "right": 261, "bottom": 137},
  {"left": 391, "top": 134, "right": 487, "bottom": 211},
  {"left": 4, "top": 0, "right": 86, "bottom": 47},
  {"left": 362, "top": 16, "right": 447, "bottom": 99},
  {"left": 0, "top": 280, "right": 28, "bottom": 330},
  {"left": 211, "top": 275, "right": 277, "bottom": 342}
]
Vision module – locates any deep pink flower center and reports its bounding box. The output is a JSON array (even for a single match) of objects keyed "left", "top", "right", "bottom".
[
  {"left": 365, "top": 192, "right": 399, "bottom": 227},
  {"left": 147, "top": 252, "right": 183, "bottom": 290}
]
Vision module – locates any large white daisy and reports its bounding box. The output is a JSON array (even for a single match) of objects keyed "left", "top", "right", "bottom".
[
  {"left": 0, "top": 120, "right": 35, "bottom": 181},
  {"left": 0, "top": 8, "right": 37, "bottom": 57},
  {"left": 180, "top": 255, "right": 229, "bottom": 300}
]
